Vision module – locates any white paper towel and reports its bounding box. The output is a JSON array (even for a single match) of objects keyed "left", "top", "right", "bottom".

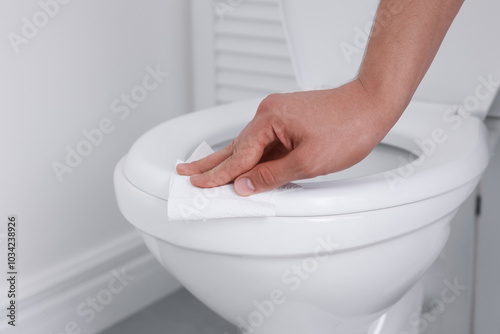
[{"left": 168, "top": 141, "right": 301, "bottom": 220}]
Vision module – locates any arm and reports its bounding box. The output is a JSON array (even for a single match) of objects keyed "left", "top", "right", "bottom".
[
  {"left": 358, "top": 0, "right": 464, "bottom": 121},
  {"left": 178, "top": 0, "right": 464, "bottom": 196}
]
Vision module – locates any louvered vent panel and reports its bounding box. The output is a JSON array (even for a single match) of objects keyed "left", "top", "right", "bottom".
[{"left": 213, "top": 0, "right": 299, "bottom": 104}]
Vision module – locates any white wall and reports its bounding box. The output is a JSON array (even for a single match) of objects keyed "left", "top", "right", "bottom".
[{"left": 0, "top": 0, "right": 189, "bottom": 332}]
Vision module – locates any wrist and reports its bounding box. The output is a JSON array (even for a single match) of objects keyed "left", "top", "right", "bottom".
[{"left": 354, "top": 75, "right": 409, "bottom": 124}]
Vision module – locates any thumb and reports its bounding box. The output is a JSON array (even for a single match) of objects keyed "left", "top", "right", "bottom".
[{"left": 233, "top": 150, "right": 308, "bottom": 196}]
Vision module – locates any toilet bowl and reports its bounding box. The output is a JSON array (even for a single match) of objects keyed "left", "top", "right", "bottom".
[
  {"left": 114, "top": 0, "right": 500, "bottom": 333},
  {"left": 114, "top": 97, "right": 490, "bottom": 334}
]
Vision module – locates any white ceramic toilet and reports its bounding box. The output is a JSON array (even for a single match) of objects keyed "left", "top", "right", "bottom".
[{"left": 114, "top": 1, "right": 500, "bottom": 333}]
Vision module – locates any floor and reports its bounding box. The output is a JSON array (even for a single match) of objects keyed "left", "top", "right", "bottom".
[{"left": 100, "top": 289, "right": 237, "bottom": 334}]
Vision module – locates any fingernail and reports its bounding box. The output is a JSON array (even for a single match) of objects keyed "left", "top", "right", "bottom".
[{"left": 235, "top": 178, "right": 255, "bottom": 196}]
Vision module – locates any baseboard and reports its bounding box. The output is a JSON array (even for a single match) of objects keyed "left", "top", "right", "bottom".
[{"left": 0, "top": 231, "right": 182, "bottom": 334}]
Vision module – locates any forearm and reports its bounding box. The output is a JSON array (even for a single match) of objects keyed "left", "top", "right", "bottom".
[{"left": 358, "top": 0, "right": 464, "bottom": 119}]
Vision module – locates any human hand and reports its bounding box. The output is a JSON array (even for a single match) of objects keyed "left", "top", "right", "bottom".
[{"left": 177, "top": 79, "right": 400, "bottom": 196}]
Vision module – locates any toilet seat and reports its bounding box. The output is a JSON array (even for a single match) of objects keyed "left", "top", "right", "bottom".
[
  {"left": 123, "top": 97, "right": 490, "bottom": 216},
  {"left": 115, "top": 97, "right": 490, "bottom": 256}
]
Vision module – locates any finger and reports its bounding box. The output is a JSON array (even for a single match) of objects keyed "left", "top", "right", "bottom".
[
  {"left": 233, "top": 148, "right": 309, "bottom": 196},
  {"left": 189, "top": 144, "right": 264, "bottom": 188},
  {"left": 176, "top": 144, "right": 232, "bottom": 176},
  {"left": 188, "top": 108, "right": 280, "bottom": 187}
]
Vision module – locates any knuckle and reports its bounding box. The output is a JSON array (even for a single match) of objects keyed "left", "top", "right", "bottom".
[
  {"left": 257, "top": 94, "right": 281, "bottom": 114},
  {"left": 232, "top": 143, "right": 262, "bottom": 168},
  {"left": 255, "top": 164, "right": 277, "bottom": 188},
  {"left": 210, "top": 168, "right": 232, "bottom": 186},
  {"left": 224, "top": 139, "right": 237, "bottom": 154}
]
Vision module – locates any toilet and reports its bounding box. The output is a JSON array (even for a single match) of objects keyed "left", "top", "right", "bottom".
[{"left": 114, "top": 1, "right": 500, "bottom": 333}]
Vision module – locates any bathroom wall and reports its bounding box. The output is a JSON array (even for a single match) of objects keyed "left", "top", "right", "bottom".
[{"left": 0, "top": 0, "right": 189, "bottom": 332}]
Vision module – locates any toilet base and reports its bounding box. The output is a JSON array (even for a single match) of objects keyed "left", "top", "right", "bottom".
[
  {"left": 234, "top": 283, "right": 423, "bottom": 334},
  {"left": 369, "top": 283, "right": 423, "bottom": 334},
  {"left": 139, "top": 229, "right": 428, "bottom": 334}
]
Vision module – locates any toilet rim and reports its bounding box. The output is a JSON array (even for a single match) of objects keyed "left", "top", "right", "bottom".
[
  {"left": 122, "top": 97, "right": 490, "bottom": 217},
  {"left": 115, "top": 155, "right": 474, "bottom": 256}
]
